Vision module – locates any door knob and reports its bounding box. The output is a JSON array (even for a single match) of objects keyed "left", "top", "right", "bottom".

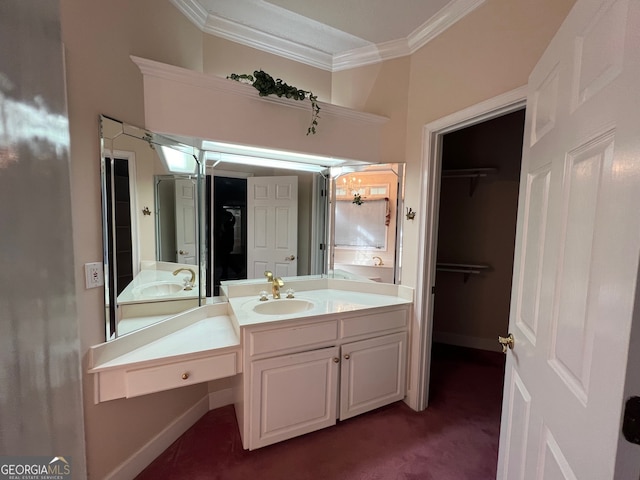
[
  {"left": 498, "top": 333, "right": 514, "bottom": 353},
  {"left": 179, "top": 250, "right": 189, "bottom": 255},
  {"left": 285, "top": 255, "right": 296, "bottom": 261}
]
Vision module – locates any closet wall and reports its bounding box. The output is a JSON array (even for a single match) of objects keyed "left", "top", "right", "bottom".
[{"left": 433, "top": 109, "right": 525, "bottom": 351}]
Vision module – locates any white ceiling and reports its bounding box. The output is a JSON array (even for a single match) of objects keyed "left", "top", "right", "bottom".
[{"left": 170, "top": 0, "right": 485, "bottom": 71}]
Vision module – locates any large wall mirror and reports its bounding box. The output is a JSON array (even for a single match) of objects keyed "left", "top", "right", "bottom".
[
  {"left": 100, "top": 116, "right": 406, "bottom": 340},
  {"left": 100, "top": 116, "right": 205, "bottom": 340}
]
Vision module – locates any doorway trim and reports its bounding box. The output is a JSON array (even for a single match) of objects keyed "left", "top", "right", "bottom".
[{"left": 411, "top": 85, "right": 528, "bottom": 411}]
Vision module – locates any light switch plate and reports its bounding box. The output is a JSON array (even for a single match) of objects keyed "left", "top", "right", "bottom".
[{"left": 85, "top": 262, "right": 104, "bottom": 289}]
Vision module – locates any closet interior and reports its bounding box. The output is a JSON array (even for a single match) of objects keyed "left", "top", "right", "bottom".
[{"left": 432, "top": 108, "right": 526, "bottom": 353}]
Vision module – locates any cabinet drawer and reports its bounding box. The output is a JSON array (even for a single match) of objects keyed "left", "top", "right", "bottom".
[
  {"left": 340, "top": 308, "right": 407, "bottom": 339},
  {"left": 125, "top": 353, "right": 237, "bottom": 398},
  {"left": 249, "top": 320, "right": 338, "bottom": 357}
]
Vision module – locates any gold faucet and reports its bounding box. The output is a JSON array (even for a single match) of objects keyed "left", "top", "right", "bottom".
[
  {"left": 264, "top": 270, "right": 284, "bottom": 299},
  {"left": 173, "top": 267, "right": 196, "bottom": 290},
  {"left": 373, "top": 256, "right": 384, "bottom": 266}
]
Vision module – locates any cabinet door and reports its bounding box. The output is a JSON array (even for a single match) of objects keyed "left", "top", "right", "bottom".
[
  {"left": 340, "top": 332, "right": 407, "bottom": 420},
  {"left": 250, "top": 346, "right": 339, "bottom": 449}
]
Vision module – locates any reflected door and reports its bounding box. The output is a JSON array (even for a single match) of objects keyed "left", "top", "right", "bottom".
[
  {"left": 247, "top": 176, "right": 298, "bottom": 278},
  {"left": 175, "top": 178, "right": 197, "bottom": 264}
]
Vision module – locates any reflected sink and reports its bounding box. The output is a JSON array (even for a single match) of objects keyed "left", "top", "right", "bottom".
[
  {"left": 253, "top": 299, "right": 314, "bottom": 315},
  {"left": 135, "top": 281, "right": 185, "bottom": 297}
]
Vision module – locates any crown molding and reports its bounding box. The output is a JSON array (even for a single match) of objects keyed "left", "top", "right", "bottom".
[
  {"left": 170, "top": 0, "right": 486, "bottom": 72},
  {"left": 200, "top": 13, "right": 334, "bottom": 71},
  {"left": 407, "top": 0, "right": 485, "bottom": 52}
]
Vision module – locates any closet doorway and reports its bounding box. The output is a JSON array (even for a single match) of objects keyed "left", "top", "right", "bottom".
[
  {"left": 428, "top": 107, "right": 525, "bottom": 403},
  {"left": 416, "top": 87, "right": 526, "bottom": 410},
  {"left": 433, "top": 109, "right": 525, "bottom": 349},
  {"left": 429, "top": 109, "right": 525, "bottom": 408}
]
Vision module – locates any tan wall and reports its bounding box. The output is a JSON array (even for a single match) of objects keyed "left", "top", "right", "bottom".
[
  {"left": 332, "top": 56, "right": 411, "bottom": 165},
  {"left": 400, "top": 0, "right": 576, "bottom": 289},
  {"left": 202, "top": 35, "right": 332, "bottom": 102},
  {"left": 60, "top": 1, "right": 206, "bottom": 478}
]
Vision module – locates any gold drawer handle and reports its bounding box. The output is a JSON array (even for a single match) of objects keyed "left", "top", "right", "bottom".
[
  {"left": 333, "top": 357, "right": 340, "bottom": 363},
  {"left": 344, "top": 354, "right": 350, "bottom": 360},
  {"left": 181, "top": 372, "right": 190, "bottom": 380}
]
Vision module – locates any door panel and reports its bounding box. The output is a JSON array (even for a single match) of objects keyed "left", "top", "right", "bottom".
[
  {"left": 175, "top": 178, "right": 197, "bottom": 264},
  {"left": 247, "top": 176, "right": 298, "bottom": 278},
  {"left": 339, "top": 332, "right": 406, "bottom": 420},
  {"left": 249, "top": 346, "right": 339, "bottom": 449},
  {"left": 498, "top": 0, "right": 640, "bottom": 478}
]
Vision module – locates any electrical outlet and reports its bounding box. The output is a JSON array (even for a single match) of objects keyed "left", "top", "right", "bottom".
[{"left": 85, "top": 262, "right": 104, "bottom": 289}]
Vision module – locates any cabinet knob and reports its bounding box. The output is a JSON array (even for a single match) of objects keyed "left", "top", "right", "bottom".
[
  {"left": 181, "top": 372, "right": 190, "bottom": 380},
  {"left": 344, "top": 354, "right": 350, "bottom": 360},
  {"left": 332, "top": 357, "right": 340, "bottom": 363}
]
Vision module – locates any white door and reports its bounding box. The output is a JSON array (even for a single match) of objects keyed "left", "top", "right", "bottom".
[
  {"left": 498, "top": 0, "right": 640, "bottom": 478},
  {"left": 175, "top": 178, "right": 197, "bottom": 264},
  {"left": 247, "top": 176, "right": 298, "bottom": 278}
]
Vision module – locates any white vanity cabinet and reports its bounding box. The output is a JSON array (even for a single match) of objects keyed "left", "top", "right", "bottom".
[{"left": 238, "top": 305, "right": 409, "bottom": 450}]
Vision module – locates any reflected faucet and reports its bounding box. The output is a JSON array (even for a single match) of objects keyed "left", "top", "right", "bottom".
[
  {"left": 264, "top": 270, "right": 285, "bottom": 299},
  {"left": 173, "top": 267, "right": 196, "bottom": 290}
]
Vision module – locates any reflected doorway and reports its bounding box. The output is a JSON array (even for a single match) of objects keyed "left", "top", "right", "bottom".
[{"left": 212, "top": 176, "right": 247, "bottom": 295}]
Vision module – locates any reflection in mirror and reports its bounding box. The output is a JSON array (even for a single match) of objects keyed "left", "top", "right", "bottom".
[
  {"left": 330, "top": 164, "right": 405, "bottom": 284},
  {"left": 100, "top": 116, "right": 204, "bottom": 340},
  {"left": 208, "top": 161, "right": 328, "bottom": 295},
  {"left": 100, "top": 116, "right": 406, "bottom": 339}
]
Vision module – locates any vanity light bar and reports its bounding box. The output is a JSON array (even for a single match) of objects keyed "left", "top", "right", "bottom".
[{"left": 204, "top": 151, "right": 327, "bottom": 173}]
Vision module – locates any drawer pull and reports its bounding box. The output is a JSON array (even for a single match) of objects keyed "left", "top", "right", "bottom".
[
  {"left": 181, "top": 372, "right": 190, "bottom": 380},
  {"left": 344, "top": 354, "right": 350, "bottom": 360},
  {"left": 333, "top": 357, "right": 340, "bottom": 363}
]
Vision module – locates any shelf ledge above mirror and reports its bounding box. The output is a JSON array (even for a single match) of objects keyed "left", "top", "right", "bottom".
[{"left": 130, "top": 56, "right": 389, "bottom": 165}]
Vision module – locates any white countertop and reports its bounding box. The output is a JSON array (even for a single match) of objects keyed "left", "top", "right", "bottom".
[
  {"left": 117, "top": 263, "right": 199, "bottom": 305},
  {"left": 228, "top": 287, "right": 412, "bottom": 327},
  {"left": 89, "top": 303, "right": 239, "bottom": 373},
  {"left": 90, "top": 279, "right": 413, "bottom": 374}
]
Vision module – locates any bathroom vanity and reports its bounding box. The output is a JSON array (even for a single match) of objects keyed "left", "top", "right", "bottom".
[{"left": 88, "top": 277, "right": 413, "bottom": 449}]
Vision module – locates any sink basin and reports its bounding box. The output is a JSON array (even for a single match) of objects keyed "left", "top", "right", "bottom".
[
  {"left": 253, "top": 299, "right": 314, "bottom": 315},
  {"left": 135, "top": 281, "right": 185, "bottom": 297}
]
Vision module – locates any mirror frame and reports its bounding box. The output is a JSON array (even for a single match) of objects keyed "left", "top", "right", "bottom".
[{"left": 100, "top": 115, "right": 206, "bottom": 340}]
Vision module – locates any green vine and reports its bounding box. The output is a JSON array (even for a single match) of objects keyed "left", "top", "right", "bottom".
[{"left": 227, "top": 70, "right": 321, "bottom": 135}]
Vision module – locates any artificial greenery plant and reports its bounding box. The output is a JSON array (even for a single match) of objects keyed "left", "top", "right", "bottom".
[{"left": 228, "top": 70, "right": 321, "bottom": 135}]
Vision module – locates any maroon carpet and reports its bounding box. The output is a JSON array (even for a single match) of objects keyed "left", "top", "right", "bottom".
[{"left": 136, "top": 344, "right": 505, "bottom": 480}]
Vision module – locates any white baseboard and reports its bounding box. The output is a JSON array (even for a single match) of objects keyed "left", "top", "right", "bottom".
[
  {"left": 208, "top": 387, "right": 235, "bottom": 410},
  {"left": 433, "top": 331, "right": 502, "bottom": 352},
  {"left": 105, "top": 395, "right": 209, "bottom": 480}
]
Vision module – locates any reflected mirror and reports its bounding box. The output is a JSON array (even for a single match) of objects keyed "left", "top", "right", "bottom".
[
  {"left": 100, "top": 116, "right": 205, "bottom": 340},
  {"left": 208, "top": 161, "right": 328, "bottom": 294},
  {"left": 330, "top": 163, "right": 405, "bottom": 284}
]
